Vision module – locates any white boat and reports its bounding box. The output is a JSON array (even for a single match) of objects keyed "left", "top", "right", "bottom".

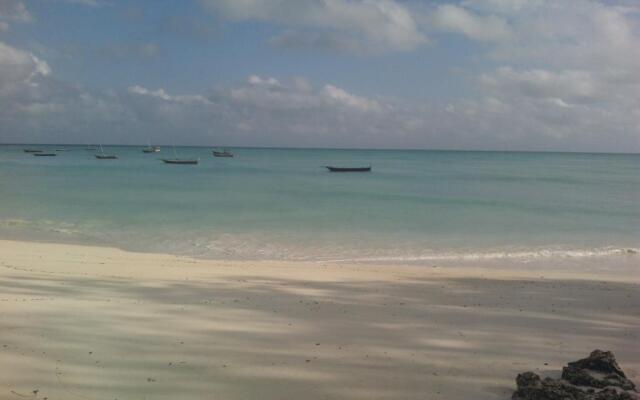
[
  {"left": 212, "top": 148, "right": 234, "bottom": 158},
  {"left": 143, "top": 144, "right": 160, "bottom": 153}
]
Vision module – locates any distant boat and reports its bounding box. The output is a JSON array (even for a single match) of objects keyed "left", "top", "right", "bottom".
[
  {"left": 33, "top": 153, "right": 57, "bottom": 157},
  {"left": 326, "top": 166, "right": 371, "bottom": 172},
  {"left": 142, "top": 146, "right": 160, "bottom": 153},
  {"left": 95, "top": 144, "right": 118, "bottom": 160},
  {"left": 95, "top": 154, "right": 118, "bottom": 159},
  {"left": 24, "top": 149, "right": 43, "bottom": 153},
  {"left": 162, "top": 146, "right": 198, "bottom": 164},
  {"left": 212, "top": 149, "right": 233, "bottom": 158},
  {"left": 55, "top": 148, "right": 69, "bottom": 152},
  {"left": 85, "top": 145, "right": 98, "bottom": 151},
  {"left": 162, "top": 159, "right": 198, "bottom": 165}
]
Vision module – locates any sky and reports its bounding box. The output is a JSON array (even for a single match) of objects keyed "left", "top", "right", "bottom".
[{"left": 0, "top": 0, "right": 639, "bottom": 152}]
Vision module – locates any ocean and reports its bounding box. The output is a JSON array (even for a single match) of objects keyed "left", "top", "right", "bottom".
[{"left": 1, "top": 145, "right": 638, "bottom": 266}]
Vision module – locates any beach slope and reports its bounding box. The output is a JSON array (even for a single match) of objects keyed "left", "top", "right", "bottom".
[{"left": 1, "top": 240, "right": 638, "bottom": 399}]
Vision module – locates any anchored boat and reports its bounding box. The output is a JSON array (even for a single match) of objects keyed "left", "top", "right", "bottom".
[
  {"left": 162, "top": 146, "right": 198, "bottom": 164},
  {"left": 143, "top": 144, "right": 160, "bottom": 153},
  {"left": 162, "top": 159, "right": 198, "bottom": 165},
  {"left": 95, "top": 144, "right": 118, "bottom": 159},
  {"left": 326, "top": 166, "right": 371, "bottom": 172},
  {"left": 212, "top": 149, "right": 233, "bottom": 158}
]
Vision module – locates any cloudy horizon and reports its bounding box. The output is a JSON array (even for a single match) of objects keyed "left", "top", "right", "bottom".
[{"left": 0, "top": 0, "right": 639, "bottom": 152}]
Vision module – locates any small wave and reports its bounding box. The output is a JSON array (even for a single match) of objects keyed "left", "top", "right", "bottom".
[
  {"left": 325, "top": 247, "right": 640, "bottom": 263},
  {"left": 0, "top": 218, "right": 637, "bottom": 264},
  {"left": 0, "top": 218, "right": 87, "bottom": 238},
  {"left": 0, "top": 219, "right": 30, "bottom": 227}
]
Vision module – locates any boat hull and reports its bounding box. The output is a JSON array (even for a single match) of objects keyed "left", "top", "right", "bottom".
[
  {"left": 95, "top": 155, "right": 118, "bottom": 159},
  {"left": 162, "top": 159, "right": 198, "bottom": 165},
  {"left": 212, "top": 151, "right": 233, "bottom": 158},
  {"left": 33, "top": 153, "right": 57, "bottom": 157},
  {"left": 326, "top": 166, "right": 371, "bottom": 172}
]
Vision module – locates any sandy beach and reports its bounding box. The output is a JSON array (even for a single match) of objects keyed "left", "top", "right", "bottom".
[{"left": 0, "top": 239, "right": 638, "bottom": 400}]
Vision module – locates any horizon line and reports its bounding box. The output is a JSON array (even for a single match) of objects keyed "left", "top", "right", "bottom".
[{"left": 1, "top": 142, "right": 638, "bottom": 156}]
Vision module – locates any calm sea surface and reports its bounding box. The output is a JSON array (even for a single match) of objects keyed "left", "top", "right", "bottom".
[{"left": 1, "top": 145, "right": 638, "bottom": 265}]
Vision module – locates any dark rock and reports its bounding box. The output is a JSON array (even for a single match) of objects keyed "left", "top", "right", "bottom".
[
  {"left": 594, "top": 388, "right": 637, "bottom": 400},
  {"left": 512, "top": 351, "right": 638, "bottom": 400},
  {"left": 513, "top": 372, "right": 592, "bottom": 400},
  {"left": 562, "top": 350, "right": 636, "bottom": 391},
  {"left": 567, "top": 350, "right": 627, "bottom": 377}
]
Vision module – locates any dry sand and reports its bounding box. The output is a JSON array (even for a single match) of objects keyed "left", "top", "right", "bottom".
[{"left": 0, "top": 239, "right": 638, "bottom": 399}]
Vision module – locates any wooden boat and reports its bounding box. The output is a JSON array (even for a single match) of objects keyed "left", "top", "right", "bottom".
[
  {"left": 326, "top": 166, "right": 371, "bottom": 172},
  {"left": 95, "top": 144, "right": 118, "bottom": 159},
  {"left": 95, "top": 154, "right": 118, "bottom": 159},
  {"left": 162, "top": 159, "right": 198, "bottom": 165},
  {"left": 162, "top": 146, "right": 198, "bottom": 164},
  {"left": 212, "top": 149, "right": 233, "bottom": 158},
  {"left": 33, "top": 153, "right": 57, "bottom": 157},
  {"left": 142, "top": 146, "right": 160, "bottom": 153},
  {"left": 24, "top": 149, "right": 43, "bottom": 153}
]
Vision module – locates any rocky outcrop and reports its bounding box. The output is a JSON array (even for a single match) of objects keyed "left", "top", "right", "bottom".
[
  {"left": 512, "top": 350, "right": 638, "bottom": 400},
  {"left": 562, "top": 350, "right": 636, "bottom": 391}
]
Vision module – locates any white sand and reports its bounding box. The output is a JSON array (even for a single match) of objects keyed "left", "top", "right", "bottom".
[{"left": 1, "top": 239, "right": 638, "bottom": 400}]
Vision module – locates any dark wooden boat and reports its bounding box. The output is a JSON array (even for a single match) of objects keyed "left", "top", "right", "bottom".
[
  {"left": 95, "top": 154, "right": 118, "bottom": 159},
  {"left": 162, "top": 159, "right": 198, "bottom": 165},
  {"left": 24, "top": 149, "right": 43, "bottom": 153},
  {"left": 33, "top": 153, "right": 57, "bottom": 157},
  {"left": 212, "top": 149, "right": 233, "bottom": 158},
  {"left": 95, "top": 145, "right": 117, "bottom": 159},
  {"left": 326, "top": 166, "right": 371, "bottom": 172}
]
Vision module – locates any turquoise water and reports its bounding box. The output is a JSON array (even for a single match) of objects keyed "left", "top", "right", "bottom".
[{"left": 1, "top": 145, "right": 638, "bottom": 264}]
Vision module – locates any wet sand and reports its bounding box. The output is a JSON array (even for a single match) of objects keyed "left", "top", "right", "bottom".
[{"left": 1, "top": 240, "right": 638, "bottom": 399}]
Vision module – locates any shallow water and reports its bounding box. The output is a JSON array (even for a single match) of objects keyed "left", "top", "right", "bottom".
[{"left": 1, "top": 145, "right": 638, "bottom": 265}]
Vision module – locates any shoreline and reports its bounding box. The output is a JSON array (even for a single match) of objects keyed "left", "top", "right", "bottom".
[
  {"left": 1, "top": 226, "right": 638, "bottom": 268},
  {"left": 1, "top": 239, "right": 638, "bottom": 399}
]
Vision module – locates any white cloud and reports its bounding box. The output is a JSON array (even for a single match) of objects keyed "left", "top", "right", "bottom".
[
  {"left": 139, "top": 43, "right": 159, "bottom": 58},
  {"left": 321, "top": 84, "right": 381, "bottom": 112},
  {"left": 128, "top": 85, "right": 172, "bottom": 101},
  {"left": 200, "top": 0, "right": 427, "bottom": 53},
  {"left": 2, "top": 0, "right": 640, "bottom": 153},
  {"left": 430, "top": 4, "right": 511, "bottom": 42},
  {"left": 480, "top": 68, "right": 599, "bottom": 106},
  {"left": 461, "top": 0, "right": 535, "bottom": 16},
  {"left": 220, "top": 75, "right": 382, "bottom": 113},
  {"left": 427, "top": 0, "right": 640, "bottom": 150},
  {"left": 0, "top": 41, "right": 50, "bottom": 94},
  {"left": 0, "top": 0, "right": 30, "bottom": 31},
  {"left": 62, "top": 0, "right": 108, "bottom": 6},
  {"left": 102, "top": 42, "right": 160, "bottom": 59},
  {"left": 268, "top": 30, "right": 366, "bottom": 54},
  {"left": 0, "top": 0, "right": 31, "bottom": 22},
  {"left": 128, "top": 85, "right": 209, "bottom": 104}
]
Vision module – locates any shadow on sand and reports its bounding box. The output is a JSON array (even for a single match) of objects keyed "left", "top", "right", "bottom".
[{"left": 0, "top": 264, "right": 638, "bottom": 399}]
